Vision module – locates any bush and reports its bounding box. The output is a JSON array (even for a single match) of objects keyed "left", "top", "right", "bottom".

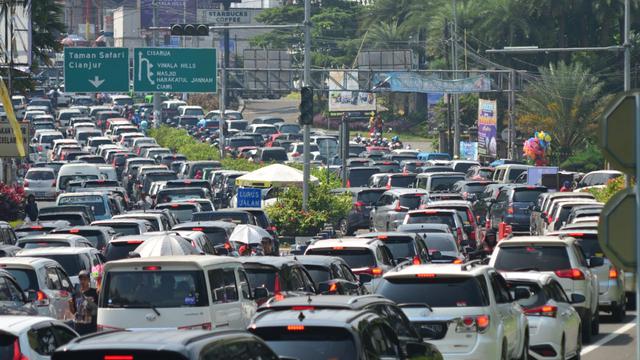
[
  {"left": 560, "top": 144, "right": 604, "bottom": 172},
  {"left": 586, "top": 176, "right": 628, "bottom": 203},
  {"left": 0, "top": 183, "right": 25, "bottom": 221}
]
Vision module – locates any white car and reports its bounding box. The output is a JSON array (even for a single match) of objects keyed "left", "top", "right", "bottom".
[
  {"left": 23, "top": 167, "right": 57, "bottom": 200},
  {"left": 177, "top": 105, "right": 205, "bottom": 118},
  {"left": 490, "top": 236, "right": 601, "bottom": 343},
  {"left": 0, "top": 257, "right": 75, "bottom": 321},
  {"left": 17, "top": 247, "right": 104, "bottom": 287},
  {"left": 0, "top": 316, "right": 78, "bottom": 359},
  {"left": 287, "top": 142, "right": 319, "bottom": 161},
  {"left": 503, "top": 272, "right": 582, "bottom": 360},
  {"left": 373, "top": 262, "right": 529, "bottom": 360}
]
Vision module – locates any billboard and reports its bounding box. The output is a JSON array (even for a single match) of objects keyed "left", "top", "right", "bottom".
[
  {"left": 478, "top": 99, "right": 497, "bottom": 158},
  {"left": 140, "top": 0, "right": 197, "bottom": 29},
  {"left": 0, "top": 1, "right": 32, "bottom": 66},
  {"left": 328, "top": 71, "right": 376, "bottom": 112},
  {"left": 460, "top": 141, "right": 478, "bottom": 161}
]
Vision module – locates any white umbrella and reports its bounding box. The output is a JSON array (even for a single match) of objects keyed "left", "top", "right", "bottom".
[
  {"left": 229, "top": 224, "right": 272, "bottom": 245},
  {"left": 133, "top": 235, "right": 199, "bottom": 257}
]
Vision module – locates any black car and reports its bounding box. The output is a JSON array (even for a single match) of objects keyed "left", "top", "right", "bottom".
[
  {"left": 50, "top": 226, "right": 115, "bottom": 250},
  {"left": 171, "top": 221, "right": 236, "bottom": 248},
  {"left": 251, "top": 295, "right": 441, "bottom": 360},
  {"left": 330, "top": 187, "right": 387, "bottom": 235},
  {"left": 14, "top": 221, "right": 71, "bottom": 238},
  {"left": 39, "top": 205, "right": 96, "bottom": 223},
  {"left": 238, "top": 256, "right": 316, "bottom": 305},
  {"left": 358, "top": 232, "right": 431, "bottom": 265},
  {"left": 489, "top": 185, "right": 548, "bottom": 233},
  {"left": 37, "top": 211, "right": 92, "bottom": 227},
  {"left": 52, "top": 329, "right": 281, "bottom": 360},
  {"left": 288, "top": 255, "right": 368, "bottom": 295},
  {"left": 344, "top": 167, "right": 380, "bottom": 188},
  {"left": 451, "top": 180, "right": 496, "bottom": 201}
]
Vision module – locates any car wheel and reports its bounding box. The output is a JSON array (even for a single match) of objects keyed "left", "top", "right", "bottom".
[
  {"left": 581, "top": 313, "right": 592, "bottom": 344},
  {"left": 591, "top": 309, "right": 600, "bottom": 336},
  {"left": 571, "top": 329, "right": 582, "bottom": 360},
  {"left": 500, "top": 339, "right": 508, "bottom": 360},
  {"left": 612, "top": 301, "right": 626, "bottom": 323},
  {"left": 560, "top": 335, "right": 565, "bottom": 360},
  {"left": 517, "top": 331, "right": 529, "bottom": 360}
]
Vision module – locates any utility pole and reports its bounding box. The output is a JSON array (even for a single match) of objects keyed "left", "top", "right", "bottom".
[
  {"left": 152, "top": 0, "right": 162, "bottom": 128},
  {"left": 508, "top": 70, "right": 516, "bottom": 159},
  {"left": 218, "top": 0, "right": 232, "bottom": 159},
  {"left": 302, "top": 0, "right": 311, "bottom": 210},
  {"left": 451, "top": 0, "right": 460, "bottom": 157}
]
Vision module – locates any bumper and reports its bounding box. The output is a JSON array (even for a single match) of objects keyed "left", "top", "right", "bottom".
[
  {"left": 527, "top": 317, "right": 564, "bottom": 360},
  {"left": 434, "top": 335, "right": 500, "bottom": 360},
  {"left": 625, "top": 272, "right": 635, "bottom": 293},
  {"left": 24, "top": 188, "right": 57, "bottom": 200}
]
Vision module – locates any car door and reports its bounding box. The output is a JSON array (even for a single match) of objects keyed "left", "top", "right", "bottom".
[
  {"left": 44, "top": 267, "right": 69, "bottom": 321},
  {"left": 489, "top": 271, "right": 519, "bottom": 357},
  {"left": 236, "top": 268, "right": 257, "bottom": 326},
  {"left": 547, "top": 280, "right": 580, "bottom": 353},
  {"left": 208, "top": 267, "right": 243, "bottom": 329}
]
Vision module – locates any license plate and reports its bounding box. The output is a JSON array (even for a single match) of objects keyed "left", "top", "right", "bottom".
[{"left": 35, "top": 192, "right": 47, "bottom": 197}]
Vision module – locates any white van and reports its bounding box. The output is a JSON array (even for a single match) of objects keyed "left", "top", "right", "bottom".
[
  {"left": 56, "top": 163, "right": 100, "bottom": 193},
  {"left": 97, "top": 256, "right": 259, "bottom": 331},
  {"left": 492, "top": 164, "right": 531, "bottom": 183}
]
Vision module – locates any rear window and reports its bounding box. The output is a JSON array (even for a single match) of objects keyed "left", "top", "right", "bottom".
[
  {"left": 158, "top": 205, "right": 198, "bottom": 223},
  {"left": 508, "top": 169, "right": 527, "bottom": 181},
  {"left": 107, "top": 224, "right": 141, "bottom": 236},
  {"left": 22, "top": 241, "right": 70, "bottom": 249},
  {"left": 305, "top": 248, "right": 375, "bottom": 269},
  {"left": 424, "top": 235, "right": 457, "bottom": 252},
  {"left": 252, "top": 326, "right": 357, "bottom": 360},
  {"left": 230, "top": 138, "right": 255, "bottom": 147},
  {"left": 58, "top": 195, "right": 105, "bottom": 215},
  {"left": 0, "top": 334, "right": 17, "bottom": 360},
  {"left": 304, "top": 265, "right": 331, "bottom": 284},
  {"left": 464, "top": 183, "right": 489, "bottom": 194},
  {"left": 390, "top": 176, "right": 416, "bottom": 188},
  {"left": 261, "top": 150, "right": 287, "bottom": 162},
  {"left": 104, "top": 242, "right": 140, "bottom": 261},
  {"left": 192, "top": 213, "right": 248, "bottom": 224},
  {"left": 406, "top": 213, "right": 455, "bottom": 228},
  {"left": 101, "top": 270, "right": 208, "bottom": 308},
  {"left": 4, "top": 268, "right": 38, "bottom": 291},
  {"left": 51, "top": 350, "right": 186, "bottom": 360},
  {"left": 356, "top": 190, "right": 385, "bottom": 205},
  {"left": 244, "top": 267, "right": 277, "bottom": 292},
  {"left": 379, "top": 237, "right": 416, "bottom": 260},
  {"left": 376, "top": 276, "right": 488, "bottom": 307},
  {"left": 399, "top": 195, "right": 423, "bottom": 209},
  {"left": 494, "top": 246, "right": 571, "bottom": 271},
  {"left": 430, "top": 176, "right": 464, "bottom": 191},
  {"left": 513, "top": 189, "right": 545, "bottom": 203},
  {"left": 31, "top": 254, "right": 86, "bottom": 276},
  {"left": 38, "top": 214, "right": 85, "bottom": 226},
  {"left": 348, "top": 169, "right": 378, "bottom": 187},
  {"left": 26, "top": 171, "right": 54, "bottom": 180},
  {"left": 187, "top": 227, "right": 228, "bottom": 246},
  {"left": 158, "top": 190, "right": 204, "bottom": 203},
  {"left": 572, "top": 235, "right": 602, "bottom": 258}
]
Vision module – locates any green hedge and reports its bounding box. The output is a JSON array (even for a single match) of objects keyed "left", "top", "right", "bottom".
[{"left": 149, "top": 126, "right": 351, "bottom": 236}]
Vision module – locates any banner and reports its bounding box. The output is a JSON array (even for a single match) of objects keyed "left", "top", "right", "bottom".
[
  {"left": 372, "top": 72, "right": 492, "bottom": 94},
  {"left": 328, "top": 71, "right": 376, "bottom": 112},
  {"left": 478, "top": 99, "right": 497, "bottom": 158},
  {"left": 0, "top": 77, "right": 25, "bottom": 157},
  {"left": 460, "top": 141, "right": 478, "bottom": 160}
]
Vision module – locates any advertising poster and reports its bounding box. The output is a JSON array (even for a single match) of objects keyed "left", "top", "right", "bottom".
[
  {"left": 460, "top": 141, "right": 478, "bottom": 160},
  {"left": 478, "top": 99, "right": 497, "bottom": 158},
  {"left": 328, "top": 71, "right": 376, "bottom": 112}
]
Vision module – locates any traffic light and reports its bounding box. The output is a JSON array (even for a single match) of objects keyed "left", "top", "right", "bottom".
[
  {"left": 170, "top": 24, "right": 209, "bottom": 36},
  {"left": 299, "top": 86, "right": 313, "bottom": 125}
]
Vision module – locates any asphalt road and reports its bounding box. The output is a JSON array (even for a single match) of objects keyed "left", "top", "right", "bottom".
[{"left": 582, "top": 311, "right": 637, "bottom": 360}]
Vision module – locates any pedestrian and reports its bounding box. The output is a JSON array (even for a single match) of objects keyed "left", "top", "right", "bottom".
[
  {"left": 375, "top": 115, "right": 384, "bottom": 134},
  {"left": 560, "top": 180, "right": 572, "bottom": 192},
  {"left": 24, "top": 194, "right": 38, "bottom": 223},
  {"left": 261, "top": 237, "right": 277, "bottom": 256},
  {"left": 239, "top": 244, "right": 252, "bottom": 256},
  {"left": 70, "top": 270, "right": 99, "bottom": 335},
  {"left": 140, "top": 118, "right": 149, "bottom": 135}
]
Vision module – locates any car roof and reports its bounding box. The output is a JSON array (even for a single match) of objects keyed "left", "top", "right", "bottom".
[
  {"left": 497, "top": 236, "right": 572, "bottom": 246},
  {"left": 500, "top": 271, "right": 555, "bottom": 284},
  {"left": 237, "top": 256, "right": 299, "bottom": 268},
  {"left": 18, "top": 234, "right": 86, "bottom": 241},
  {"left": 358, "top": 232, "right": 418, "bottom": 239},
  {"left": 308, "top": 237, "right": 381, "bottom": 249},
  {"left": 106, "top": 255, "right": 239, "bottom": 269},
  {"left": 173, "top": 221, "right": 236, "bottom": 229},
  {"left": 383, "top": 188, "right": 426, "bottom": 196},
  {"left": 424, "top": 200, "right": 472, "bottom": 207},
  {"left": 384, "top": 263, "right": 489, "bottom": 277},
  {"left": 0, "top": 316, "right": 67, "bottom": 334},
  {"left": 407, "top": 209, "right": 458, "bottom": 215},
  {"left": 252, "top": 308, "right": 375, "bottom": 328},
  {"left": 283, "top": 255, "right": 346, "bottom": 267},
  {"left": 261, "top": 294, "right": 392, "bottom": 311},
  {"left": 0, "top": 256, "right": 59, "bottom": 267},
  {"left": 18, "top": 247, "right": 96, "bottom": 256},
  {"left": 92, "top": 219, "right": 149, "bottom": 226}
]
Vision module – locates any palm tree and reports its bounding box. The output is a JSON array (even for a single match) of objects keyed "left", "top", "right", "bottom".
[
  {"left": 516, "top": 62, "right": 606, "bottom": 162},
  {"left": 31, "top": 0, "right": 66, "bottom": 66},
  {"left": 366, "top": 20, "right": 408, "bottom": 49}
]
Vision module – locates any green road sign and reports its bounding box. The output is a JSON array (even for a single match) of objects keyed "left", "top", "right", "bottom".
[
  {"left": 598, "top": 188, "right": 636, "bottom": 271},
  {"left": 133, "top": 48, "right": 217, "bottom": 93},
  {"left": 64, "top": 48, "right": 129, "bottom": 93},
  {"left": 600, "top": 91, "right": 640, "bottom": 175}
]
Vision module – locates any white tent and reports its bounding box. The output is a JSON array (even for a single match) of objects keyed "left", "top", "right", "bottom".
[{"left": 235, "top": 164, "right": 318, "bottom": 188}]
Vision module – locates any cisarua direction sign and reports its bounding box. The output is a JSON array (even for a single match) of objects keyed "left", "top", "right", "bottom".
[
  {"left": 133, "top": 48, "right": 217, "bottom": 93},
  {"left": 64, "top": 48, "right": 129, "bottom": 93}
]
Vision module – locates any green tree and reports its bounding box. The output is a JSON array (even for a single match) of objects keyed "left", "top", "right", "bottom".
[
  {"left": 31, "top": 0, "right": 66, "bottom": 66},
  {"left": 516, "top": 62, "right": 606, "bottom": 163}
]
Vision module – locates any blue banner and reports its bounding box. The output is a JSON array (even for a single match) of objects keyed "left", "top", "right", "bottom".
[{"left": 373, "top": 72, "right": 492, "bottom": 94}]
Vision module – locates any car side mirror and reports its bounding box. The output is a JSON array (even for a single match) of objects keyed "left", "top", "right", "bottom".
[
  {"left": 359, "top": 273, "right": 373, "bottom": 285},
  {"left": 512, "top": 287, "right": 530, "bottom": 301},
  {"left": 570, "top": 293, "right": 586, "bottom": 304},
  {"left": 24, "top": 289, "right": 37, "bottom": 302},
  {"left": 588, "top": 256, "right": 604, "bottom": 268},
  {"left": 253, "top": 287, "right": 269, "bottom": 301},
  {"left": 405, "top": 342, "right": 429, "bottom": 358}
]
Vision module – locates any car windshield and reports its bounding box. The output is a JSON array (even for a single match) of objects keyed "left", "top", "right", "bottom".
[
  {"left": 513, "top": 189, "right": 545, "bottom": 203},
  {"left": 406, "top": 213, "right": 455, "bottom": 228},
  {"left": 184, "top": 109, "right": 204, "bottom": 116},
  {"left": 494, "top": 246, "right": 571, "bottom": 272},
  {"left": 58, "top": 195, "right": 105, "bottom": 215},
  {"left": 106, "top": 224, "right": 142, "bottom": 236},
  {"left": 348, "top": 169, "right": 378, "bottom": 187},
  {"left": 304, "top": 265, "right": 331, "bottom": 284},
  {"left": 253, "top": 327, "right": 357, "bottom": 360},
  {"left": 26, "top": 170, "right": 54, "bottom": 180},
  {"left": 305, "top": 248, "right": 376, "bottom": 269},
  {"left": 509, "top": 169, "right": 527, "bottom": 181},
  {"left": 376, "top": 276, "right": 488, "bottom": 307},
  {"left": 104, "top": 242, "right": 141, "bottom": 261},
  {"left": 430, "top": 176, "right": 464, "bottom": 191},
  {"left": 380, "top": 238, "right": 415, "bottom": 260},
  {"left": 230, "top": 139, "right": 255, "bottom": 147},
  {"left": 102, "top": 270, "right": 208, "bottom": 308},
  {"left": 58, "top": 175, "right": 99, "bottom": 191},
  {"left": 244, "top": 267, "right": 277, "bottom": 292},
  {"left": 32, "top": 254, "right": 86, "bottom": 276},
  {"left": 4, "top": 268, "right": 38, "bottom": 291},
  {"left": 262, "top": 150, "right": 287, "bottom": 162}
]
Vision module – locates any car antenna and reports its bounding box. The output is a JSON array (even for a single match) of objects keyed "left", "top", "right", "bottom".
[
  {"left": 298, "top": 312, "right": 305, "bottom": 322},
  {"left": 307, "top": 295, "right": 312, "bottom": 304}
]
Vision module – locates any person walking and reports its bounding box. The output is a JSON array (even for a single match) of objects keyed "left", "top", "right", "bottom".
[
  {"left": 24, "top": 194, "right": 38, "bottom": 223},
  {"left": 70, "top": 270, "right": 99, "bottom": 335}
]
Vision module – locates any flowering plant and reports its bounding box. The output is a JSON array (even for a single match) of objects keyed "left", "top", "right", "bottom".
[{"left": 0, "top": 182, "right": 24, "bottom": 221}]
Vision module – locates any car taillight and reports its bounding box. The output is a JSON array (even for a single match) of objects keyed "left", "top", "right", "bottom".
[
  {"left": 346, "top": 180, "right": 351, "bottom": 188},
  {"left": 12, "top": 338, "right": 28, "bottom": 360},
  {"left": 525, "top": 305, "right": 557, "bottom": 317},
  {"left": 412, "top": 256, "right": 421, "bottom": 265},
  {"left": 104, "top": 355, "right": 134, "bottom": 360},
  {"left": 467, "top": 209, "right": 476, "bottom": 226},
  {"left": 555, "top": 268, "right": 585, "bottom": 280},
  {"left": 292, "top": 152, "right": 300, "bottom": 157},
  {"left": 36, "top": 290, "right": 49, "bottom": 306},
  {"left": 609, "top": 267, "right": 619, "bottom": 279},
  {"left": 507, "top": 205, "right": 514, "bottom": 214},
  {"left": 457, "top": 315, "right": 490, "bottom": 333},
  {"left": 371, "top": 267, "right": 383, "bottom": 276},
  {"left": 548, "top": 215, "right": 553, "bottom": 223},
  {"left": 287, "top": 325, "right": 305, "bottom": 331},
  {"left": 178, "top": 322, "right": 212, "bottom": 330},
  {"left": 22, "top": 180, "right": 28, "bottom": 187}
]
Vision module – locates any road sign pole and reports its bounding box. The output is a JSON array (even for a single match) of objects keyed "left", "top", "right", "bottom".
[
  {"left": 302, "top": 0, "right": 311, "bottom": 211},
  {"left": 635, "top": 92, "right": 639, "bottom": 360}
]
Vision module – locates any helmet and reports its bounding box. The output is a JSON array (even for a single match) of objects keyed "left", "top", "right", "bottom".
[{"left": 392, "top": 136, "right": 399, "bottom": 142}]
